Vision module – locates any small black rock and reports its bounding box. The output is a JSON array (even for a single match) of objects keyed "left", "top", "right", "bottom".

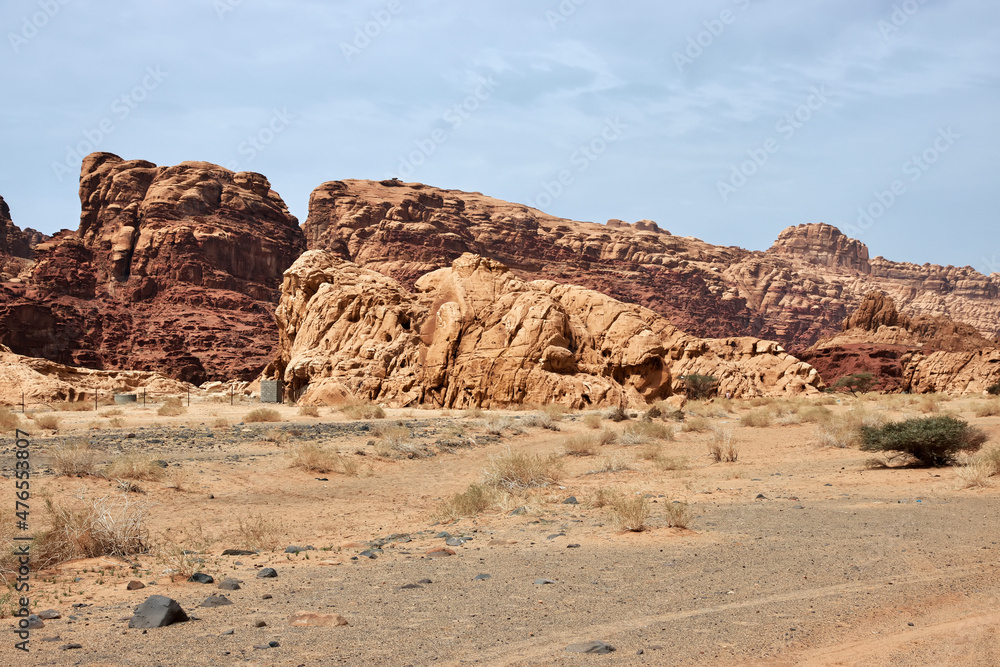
[
  {"left": 129, "top": 595, "right": 190, "bottom": 629},
  {"left": 257, "top": 568, "right": 278, "bottom": 579},
  {"left": 200, "top": 595, "right": 233, "bottom": 608},
  {"left": 221, "top": 549, "right": 257, "bottom": 556},
  {"left": 562, "top": 496, "right": 578, "bottom": 505},
  {"left": 218, "top": 578, "right": 242, "bottom": 591},
  {"left": 61, "top": 643, "right": 83, "bottom": 650},
  {"left": 188, "top": 573, "right": 214, "bottom": 584}
]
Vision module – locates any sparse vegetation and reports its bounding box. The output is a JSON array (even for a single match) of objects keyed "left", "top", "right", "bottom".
[
  {"left": 859, "top": 415, "right": 988, "bottom": 467},
  {"left": 235, "top": 511, "right": 281, "bottom": 551},
  {"left": 157, "top": 398, "right": 186, "bottom": 417},
  {"left": 608, "top": 493, "right": 649, "bottom": 532},
  {"left": 50, "top": 439, "right": 100, "bottom": 476},
  {"left": 665, "top": 501, "right": 692, "bottom": 528},
  {"left": 484, "top": 415, "right": 525, "bottom": 436},
  {"left": 298, "top": 405, "right": 320, "bottom": 418},
  {"left": 739, "top": 409, "right": 773, "bottom": 428},
  {"left": 589, "top": 452, "right": 633, "bottom": 474},
  {"left": 105, "top": 455, "right": 165, "bottom": 482},
  {"left": 605, "top": 406, "right": 629, "bottom": 422},
  {"left": 341, "top": 403, "right": 385, "bottom": 420},
  {"left": 816, "top": 403, "right": 886, "bottom": 448},
  {"left": 542, "top": 403, "right": 567, "bottom": 421},
  {"left": 522, "top": 413, "right": 560, "bottom": 431},
  {"left": 987, "top": 382, "right": 1000, "bottom": 396},
  {"left": 36, "top": 414, "right": 60, "bottom": 430},
  {"left": 212, "top": 417, "right": 229, "bottom": 428},
  {"left": 53, "top": 401, "right": 92, "bottom": 412},
  {"left": 244, "top": 407, "right": 282, "bottom": 423},
  {"left": 373, "top": 424, "right": 421, "bottom": 458},
  {"left": 973, "top": 399, "right": 1000, "bottom": 418},
  {"left": 709, "top": 427, "right": 739, "bottom": 463},
  {"left": 435, "top": 484, "right": 497, "bottom": 521},
  {"left": 681, "top": 416, "right": 711, "bottom": 433},
  {"left": 683, "top": 374, "right": 718, "bottom": 399},
  {"left": 290, "top": 443, "right": 341, "bottom": 473},
  {"left": 483, "top": 448, "right": 562, "bottom": 490},
  {"left": 832, "top": 373, "right": 875, "bottom": 396},
  {"left": 582, "top": 413, "right": 603, "bottom": 429},
  {"left": 588, "top": 487, "right": 617, "bottom": 508},
  {"left": 33, "top": 493, "right": 150, "bottom": 567},
  {"left": 0, "top": 406, "right": 21, "bottom": 430},
  {"left": 563, "top": 434, "right": 601, "bottom": 457},
  {"left": 623, "top": 421, "right": 674, "bottom": 441}
]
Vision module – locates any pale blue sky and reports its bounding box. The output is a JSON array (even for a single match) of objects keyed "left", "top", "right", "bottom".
[{"left": 2, "top": 0, "right": 998, "bottom": 271}]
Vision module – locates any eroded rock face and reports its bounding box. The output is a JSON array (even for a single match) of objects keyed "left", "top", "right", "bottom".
[
  {"left": 801, "top": 292, "right": 1000, "bottom": 394},
  {"left": 270, "top": 252, "right": 821, "bottom": 408},
  {"left": 0, "top": 154, "right": 306, "bottom": 383},
  {"left": 302, "top": 181, "right": 1000, "bottom": 351}
]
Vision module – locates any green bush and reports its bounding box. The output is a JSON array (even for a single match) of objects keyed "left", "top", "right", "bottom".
[
  {"left": 683, "top": 374, "right": 717, "bottom": 400},
  {"left": 832, "top": 373, "right": 875, "bottom": 396},
  {"left": 859, "top": 415, "right": 988, "bottom": 466}
]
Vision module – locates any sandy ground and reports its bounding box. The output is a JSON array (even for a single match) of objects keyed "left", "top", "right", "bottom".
[{"left": 1, "top": 395, "right": 999, "bottom": 666}]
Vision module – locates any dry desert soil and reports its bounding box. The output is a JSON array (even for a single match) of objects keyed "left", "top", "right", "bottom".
[{"left": 1, "top": 395, "right": 999, "bottom": 666}]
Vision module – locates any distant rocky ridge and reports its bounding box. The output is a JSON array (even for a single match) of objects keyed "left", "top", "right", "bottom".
[
  {"left": 800, "top": 292, "right": 1000, "bottom": 394},
  {"left": 269, "top": 252, "right": 821, "bottom": 408},
  {"left": 302, "top": 180, "right": 1000, "bottom": 352},
  {"left": 0, "top": 153, "right": 306, "bottom": 383}
]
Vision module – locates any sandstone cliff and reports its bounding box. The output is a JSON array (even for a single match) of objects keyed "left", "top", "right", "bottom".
[
  {"left": 301, "top": 181, "right": 1000, "bottom": 351},
  {"left": 800, "top": 292, "right": 1000, "bottom": 394},
  {"left": 0, "top": 154, "right": 306, "bottom": 383},
  {"left": 0, "top": 195, "right": 36, "bottom": 282},
  {"left": 270, "top": 252, "right": 821, "bottom": 408}
]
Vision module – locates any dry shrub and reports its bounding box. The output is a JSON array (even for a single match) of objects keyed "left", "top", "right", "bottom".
[
  {"left": 235, "top": 511, "right": 281, "bottom": 551},
  {"left": 798, "top": 406, "right": 832, "bottom": 423},
  {"left": 974, "top": 400, "right": 1000, "bottom": 418},
  {"left": 484, "top": 415, "right": 525, "bottom": 436},
  {"left": 298, "top": 405, "right": 320, "bottom": 418},
  {"left": 542, "top": 403, "right": 567, "bottom": 421},
  {"left": 813, "top": 394, "right": 838, "bottom": 406},
  {"left": 954, "top": 447, "right": 999, "bottom": 488},
  {"left": 608, "top": 493, "right": 649, "bottom": 532},
  {"left": 106, "top": 454, "right": 164, "bottom": 482},
  {"left": 522, "top": 413, "right": 559, "bottom": 431},
  {"left": 35, "top": 493, "right": 150, "bottom": 566},
  {"left": 682, "top": 416, "right": 711, "bottom": 433},
  {"left": 53, "top": 401, "right": 91, "bottom": 412},
  {"left": 164, "top": 468, "right": 191, "bottom": 492},
  {"left": 483, "top": 448, "right": 562, "bottom": 490},
  {"left": 690, "top": 401, "right": 728, "bottom": 418},
  {"left": 373, "top": 424, "right": 421, "bottom": 458},
  {"left": 740, "top": 409, "right": 773, "bottom": 428},
  {"left": 630, "top": 421, "right": 674, "bottom": 441},
  {"left": 617, "top": 428, "right": 649, "bottom": 447},
  {"left": 435, "top": 484, "right": 497, "bottom": 521},
  {"left": 605, "top": 406, "right": 629, "bottom": 422},
  {"left": 589, "top": 452, "right": 633, "bottom": 474},
  {"left": 654, "top": 455, "right": 690, "bottom": 471},
  {"left": 918, "top": 394, "right": 942, "bottom": 413},
  {"left": 35, "top": 414, "right": 60, "bottom": 430},
  {"left": 582, "top": 413, "right": 603, "bottom": 429},
  {"left": 817, "top": 403, "right": 886, "bottom": 448},
  {"left": 638, "top": 442, "right": 662, "bottom": 461},
  {"left": 157, "top": 403, "right": 186, "bottom": 417},
  {"left": 588, "top": 487, "right": 617, "bottom": 508},
  {"left": 107, "top": 416, "right": 126, "bottom": 428},
  {"left": 463, "top": 407, "right": 484, "bottom": 419},
  {"left": 50, "top": 439, "right": 100, "bottom": 476},
  {"left": 563, "top": 434, "right": 601, "bottom": 457},
  {"left": 212, "top": 417, "right": 229, "bottom": 429},
  {"left": 665, "top": 500, "right": 692, "bottom": 528},
  {"left": 244, "top": 407, "right": 282, "bottom": 423},
  {"left": 709, "top": 427, "right": 739, "bottom": 463},
  {"left": 290, "top": 444, "right": 360, "bottom": 475},
  {"left": 596, "top": 428, "right": 618, "bottom": 446},
  {"left": 100, "top": 408, "right": 124, "bottom": 417},
  {"left": 0, "top": 406, "right": 21, "bottom": 430},
  {"left": 341, "top": 404, "right": 385, "bottom": 420}
]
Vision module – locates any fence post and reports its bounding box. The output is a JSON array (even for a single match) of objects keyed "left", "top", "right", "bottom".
[
  {"left": 187, "top": 387, "right": 190, "bottom": 407},
  {"left": 22, "top": 391, "right": 25, "bottom": 414},
  {"left": 95, "top": 392, "right": 98, "bottom": 411},
  {"left": 230, "top": 385, "right": 234, "bottom": 406}
]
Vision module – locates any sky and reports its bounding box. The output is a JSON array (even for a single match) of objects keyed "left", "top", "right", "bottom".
[{"left": 2, "top": 0, "right": 998, "bottom": 273}]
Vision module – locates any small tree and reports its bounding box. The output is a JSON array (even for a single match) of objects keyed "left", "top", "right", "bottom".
[
  {"left": 859, "top": 415, "right": 988, "bottom": 467},
  {"left": 683, "top": 374, "right": 717, "bottom": 400},
  {"left": 832, "top": 373, "right": 875, "bottom": 396}
]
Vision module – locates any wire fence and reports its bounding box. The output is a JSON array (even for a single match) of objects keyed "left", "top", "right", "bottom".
[{"left": 13, "top": 385, "right": 253, "bottom": 413}]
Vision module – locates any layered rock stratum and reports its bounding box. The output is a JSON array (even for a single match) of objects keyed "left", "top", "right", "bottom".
[
  {"left": 301, "top": 180, "right": 1000, "bottom": 352},
  {"left": 269, "top": 251, "right": 821, "bottom": 408},
  {"left": 800, "top": 292, "right": 1000, "bottom": 394},
  {"left": 0, "top": 153, "right": 306, "bottom": 383}
]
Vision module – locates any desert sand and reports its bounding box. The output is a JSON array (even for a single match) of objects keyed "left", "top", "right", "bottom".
[{"left": 2, "top": 395, "right": 999, "bottom": 666}]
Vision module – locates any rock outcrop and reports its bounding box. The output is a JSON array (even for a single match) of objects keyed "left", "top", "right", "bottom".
[
  {"left": 800, "top": 292, "right": 1000, "bottom": 394},
  {"left": 0, "top": 344, "right": 194, "bottom": 406},
  {"left": 270, "top": 252, "right": 821, "bottom": 408},
  {"left": 0, "top": 196, "right": 36, "bottom": 282},
  {"left": 301, "top": 180, "right": 1000, "bottom": 351},
  {"left": 0, "top": 154, "right": 306, "bottom": 383}
]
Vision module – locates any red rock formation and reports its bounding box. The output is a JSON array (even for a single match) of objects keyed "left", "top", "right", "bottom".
[
  {"left": 0, "top": 154, "right": 306, "bottom": 383},
  {"left": 302, "top": 180, "right": 1000, "bottom": 351},
  {"left": 800, "top": 292, "right": 1000, "bottom": 394}
]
